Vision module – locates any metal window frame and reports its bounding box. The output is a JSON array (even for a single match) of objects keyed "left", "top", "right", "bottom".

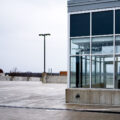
[
  {"left": 90, "top": 12, "right": 92, "bottom": 88},
  {"left": 113, "top": 9, "right": 116, "bottom": 89},
  {"left": 68, "top": 14, "right": 70, "bottom": 88}
]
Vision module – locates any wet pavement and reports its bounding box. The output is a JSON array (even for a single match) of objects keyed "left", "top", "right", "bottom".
[
  {"left": 0, "top": 81, "right": 65, "bottom": 108},
  {"left": 0, "top": 81, "right": 120, "bottom": 120}
]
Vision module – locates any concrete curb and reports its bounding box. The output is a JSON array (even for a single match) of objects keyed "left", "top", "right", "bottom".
[{"left": 0, "top": 105, "right": 120, "bottom": 114}]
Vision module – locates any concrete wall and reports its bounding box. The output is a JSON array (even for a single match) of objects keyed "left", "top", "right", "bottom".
[
  {"left": 0, "top": 75, "right": 66, "bottom": 83},
  {"left": 11, "top": 77, "right": 41, "bottom": 81},
  {"left": 66, "top": 88, "right": 120, "bottom": 106},
  {"left": 46, "top": 76, "right": 67, "bottom": 84},
  {"left": 0, "top": 76, "right": 40, "bottom": 81},
  {"left": 0, "top": 75, "right": 10, "bottom": 81}
]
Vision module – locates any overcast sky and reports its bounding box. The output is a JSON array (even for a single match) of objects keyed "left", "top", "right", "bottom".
[{"left": 0, "top": 0, "right": 67, "bottom": 73}]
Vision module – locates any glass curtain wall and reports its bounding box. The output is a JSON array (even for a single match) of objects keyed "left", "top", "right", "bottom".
[
  {"left": 70, "top": 56, "right": 90, "bottom": 88},
  {"left": 70, "top": 8, "right": 120, "bottom": 89},
  {"left": 92, "top": 56, "right": 114, "bottom": 88}
]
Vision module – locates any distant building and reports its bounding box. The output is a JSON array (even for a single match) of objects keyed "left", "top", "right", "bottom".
[
  {"left": 0, "top": 69, "right": 3, "bottom": 74},
  {"left": 0, "top": 69, "right": 4, "bottom": 77},
  {"left": 66, "top": 0, "right": 120, "bottom": 106}
]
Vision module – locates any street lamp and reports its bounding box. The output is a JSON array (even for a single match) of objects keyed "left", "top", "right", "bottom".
[{"left": 39, "top": 33, "right": 51, "bottom": 73}]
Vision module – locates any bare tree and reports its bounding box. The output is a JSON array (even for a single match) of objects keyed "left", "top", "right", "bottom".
[{"left": 10, "top": 67, "right": 18, "bottom": 73}]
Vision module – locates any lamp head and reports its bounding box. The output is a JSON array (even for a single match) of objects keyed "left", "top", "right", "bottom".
[{"left": 39, "top": 33, "right": 51, "bottom": 36}]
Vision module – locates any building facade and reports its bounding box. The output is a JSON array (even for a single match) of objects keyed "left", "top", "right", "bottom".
[{"left": 66, "top": 0, "right": 120, "bottom": 105}]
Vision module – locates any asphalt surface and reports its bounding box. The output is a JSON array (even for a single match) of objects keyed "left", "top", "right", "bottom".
[{"left": 0, "top": 81, "right": 120, "bottom": 120}]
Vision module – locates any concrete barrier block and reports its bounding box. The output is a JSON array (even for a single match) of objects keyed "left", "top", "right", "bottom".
[
  {"left": 66, "top": 89, "right": 73, "bottom": 103},
  {"left": 99, "top": 91, "right": 106, "bottom": 105},
  {"left": 100, "top": 90, "right": 112, "bottom": 105},
  {"left": 29, "top": 77, "right": 40, "bottom": 81},
  {"left": 112, "top": 90, "right": 120, "bottom": 105},
  {"left": 66, "top": 89, "right": 90, "bottom": 104},
  {"left": 78, "top": 90, "right": 90, "bottom": 104},
  {"left": 66, "top": 88, "right": 120, "bottom": 106},
  {"left": 46, "top": 76, "right": 67, "bottom": 84},
  {"left": 90, "top": 90, "right": 100, "bottom": 104}
]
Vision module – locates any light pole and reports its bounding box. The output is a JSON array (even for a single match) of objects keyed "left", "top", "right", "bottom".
[{"left": 39, "top": 33, "right": 51, "bottom": 73}]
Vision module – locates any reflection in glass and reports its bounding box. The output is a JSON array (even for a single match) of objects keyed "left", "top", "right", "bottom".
[
  {"left": 92, "top": 56, "right": 114, "bottom": 88},
  {"left": 116, "top": 36, "right": 120, "bottom": 53},
  {"left": 115, "top": 56, "right": 120, "bottom": 89},
  {"left": 115, "top": 10, "right": 120, "bottom": 34},
  {"left": 92, "top": 11, "right": 113, "bottom": 35},
  {"left": 70, "top": 56, "right": 90, "bottom": 88},
  {"left": 92, "top": 36, "right": 113, "bottom": 54},
  {"left": 92, "top": 57, "right": 103, "bottom": 88},
  {"left": 70, "top": 57, "right": 76, "bottom": 88},
  {"left": 71, "top": 37, "right": 90, "bottom": 55},
  {"left": 70, "top": 13, "right": 90, "bottom": 37}
]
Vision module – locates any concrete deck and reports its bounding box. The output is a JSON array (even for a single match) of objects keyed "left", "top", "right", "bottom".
[{"left": 0, "top": 81, "right": 120, "bottom": 120}]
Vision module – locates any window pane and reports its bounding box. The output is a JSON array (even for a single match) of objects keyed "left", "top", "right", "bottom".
[
  {"left": 116, "top": 10, "right": 120, "bottom": 34},
  {"left": 70, "top": 13, "right": 90, "bottom": 37},
  {"left": 71, "top": 37, "right": 90, "bottom": 55},
  {"left": 115, "top": 56, "right": 120, "bottom": 89},
  {"left": 92, "top": 56, "right": 114, "bottom": 89},
  {"left": 70, "top": 56, "right": 90, "bottom": 88},
  {"left": 92, "top": 36, "right": 113, "bottom": 54},
  {"left": 92, "top": 11, "right": 113, "bottom": 35},
  {"left": 116, "top": 35, "right": 120, "bottom": 53},
  {"left": 70, "top": 57, "right": 76, "bottom": 88}
]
